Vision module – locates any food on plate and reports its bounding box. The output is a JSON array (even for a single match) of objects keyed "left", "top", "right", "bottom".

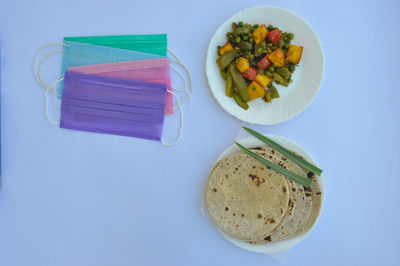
[
  {"left": 216, "top": 22, "right": 304, "bottom": 109},
  {"left": 205, "top": 128, "right": 323, "bottom": 245},
  {"left": 205, "top": 147, "right": 322, "bottom": 245}
]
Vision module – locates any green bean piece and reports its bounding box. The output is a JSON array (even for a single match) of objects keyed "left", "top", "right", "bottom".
[
  {"left": 229, "top": 64, "right": 250, "bottom": 102},
  {"left": 269, "top": 85, "right": 280, "bottom": 98},
  {"left": 220, "top": 70, "right": 227, "bottom": 80},
  {"left": 271, "top": 45, "right": 277, "bottom": 51},
  {"left": 267, "top": 43, "right": 273, "bottom": 47},
  {"left": 268, "top": 66, "right": 275, "bottom": 72},
  {"left": 233, "top": 92, "right": 249, "bottom": 110},
  {"left": 232, "top": 23, "right": 237, "bottom": 30},
  {"left": 235, "top": 36, "right": 241, "bottom": 44},
  {"left": 289, "top": 65, "right": 295, "bottom": 72},
  {"left": 276, "top": 67, "right": 292, "bottom": 80},
  {"left": 273, "top": 72, "right": 290, "bottom": 87},
  {"left": 216, "top": 50, "right": 237, "bottom": 70},
  {"left": 239, "top": 41, "right": 252, "bottom": 51},
  {"left": 283, "top": 44, "right": 289, "bottom": 50},
  {"left": 226, "top": 71, "right": 233, "bottom": 97},
  {"left": 265, "top": 71, "right": 273, "bottom": 77},
  {"left": 234, "top": 27, "right": 250, "bottom": 35},
  {"left": 264, "top": 89, "right": 272, "bottom": 102},
  {"left": 260, "top": 40, "right": 267, "bottom": 49}
]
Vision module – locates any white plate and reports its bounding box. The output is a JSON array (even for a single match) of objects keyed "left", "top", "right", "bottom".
[
  {"left": 215, "top": 134, "right": 325, "bottom": 253},
  {"left": 206, "top": 6, "right": 325, "bottom": 124}
]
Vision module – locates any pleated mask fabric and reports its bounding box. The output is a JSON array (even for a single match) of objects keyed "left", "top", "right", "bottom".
[
  {"left": 68, "top": 58, "right": 174, "bottom": 114},
  {"left": 64, "top": 34, "right": 167, "bottom": 56},
  {"left": 60, "top": 71, "right": 167, "bottom": 141}
]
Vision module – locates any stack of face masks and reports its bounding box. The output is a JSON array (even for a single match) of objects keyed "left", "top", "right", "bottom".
[{"left": 33, "top": 34, "right": 191, "bottom": 145}]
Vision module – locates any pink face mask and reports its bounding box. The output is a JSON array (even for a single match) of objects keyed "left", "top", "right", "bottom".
[{"left": 68, "top": 58, "right": 174, "bottom": 115}]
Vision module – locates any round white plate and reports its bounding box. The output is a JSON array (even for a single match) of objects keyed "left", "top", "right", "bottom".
[
  {"left": 206, "top": 6, "right": 325, "bottom": 124},
  {"left": 215, "top": 134, "right": 325, "bottom": 253}
]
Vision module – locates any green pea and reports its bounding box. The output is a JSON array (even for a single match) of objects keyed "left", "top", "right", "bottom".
[
  {"left": 268, "top": 66, "right": 275, "bottom": 72},
  {"left": 249, "top": 37, "right": 254, "bottom": 43},
  {"left": 267, "top": 25, "right": 274, "bottom": 31},
  {"left": 256, "top": 47, "right": 262, "bottom": 53},
  {"left": 239, "top": 21, "right": 244, "bottom": 27},
  {"left": 285, "top": 39, "right": 291, "bottom": 45},
  {"left": 235, "top": 36, "right": 241, "bottom": 43},
  {"left": 242, "top": 35, "right": 248, "bottom": 41},
  {"left": 288, "top": 33, "right": 294, "bottom": 40},
  {"left": 289, "top": 65, "right": 295, "bottom": 72},
  {"left": 254, "top": 24, "right": 259, "bottom": 28},
  {"left": 283, "top": 44, "right": 289, "bottom": 50}
]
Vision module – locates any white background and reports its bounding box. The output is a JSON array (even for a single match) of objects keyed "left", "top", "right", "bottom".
[{"left": 0, "top": 0, "right": 399, "bottom": 265}]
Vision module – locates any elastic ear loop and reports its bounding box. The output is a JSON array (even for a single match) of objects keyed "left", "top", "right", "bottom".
[
  {"left": 169, "top": 64, "right": 187, "bottom": 92},
  {"left": 45, "top": 76, "right": 64, "bottom": 125},
  {"left": 33, "top": 43, "right": 64, "bottom": 89},
  {"left": 161, "top": 89, "right": 183, "bottom": 146},
  {"left": 168, "top": 49, "right": 193, "bottom": 106},
  {"left": 170, "top": 63, "right": 188, "bottom": 109},
  {"left": 35, "top": 46, "right": 65, "bottom": 125}
]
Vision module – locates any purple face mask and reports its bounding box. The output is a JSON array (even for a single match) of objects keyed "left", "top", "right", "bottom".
[
  {"left": 60, "top": 71, "right": 167, "bottom": 140},
  {"left": 68, "top": 58, "right": 174, "bottom": 115}
]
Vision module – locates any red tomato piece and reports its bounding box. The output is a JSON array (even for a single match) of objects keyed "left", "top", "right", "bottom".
[
  {"left": 256, "top": 54, "right": 271, "bottom": 70},
  {"left": 242, "top": 67, "right": 257, "bottom": 80},
  {"left": 268, "top": 29, "right": 281, "bottom": 43}
]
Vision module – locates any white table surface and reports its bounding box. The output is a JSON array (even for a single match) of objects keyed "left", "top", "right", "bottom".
[{"left": 0, "top": 0, "right": 399, "bottom": 265}]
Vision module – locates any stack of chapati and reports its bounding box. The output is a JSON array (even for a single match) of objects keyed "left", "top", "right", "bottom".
[{"left": 205, "top": 146, "right": 322, "bottom": 244}]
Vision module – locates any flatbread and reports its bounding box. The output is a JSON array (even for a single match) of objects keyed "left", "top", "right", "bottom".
[
  {"left": 285, "top": 170, "right": 322, "bottom": 239},
  {"left": 248, "top": 147, "right": 310, "bottom": 244},
  {"left": 205, "top": 152, "right": 290, "bottom": 242}
]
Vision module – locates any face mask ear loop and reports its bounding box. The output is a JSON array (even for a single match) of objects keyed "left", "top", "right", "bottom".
[
  {"left": 45, "top": 77, "right": 63, "bottom": 125},
  {"left": 33, "top": 43, "right": 64, "bottom": 89},
  {"left": 169, "top": 64, "right": 187, "bottom": 92},
  {"left": 161, "top": 89, "right": 183, "bottom": 146},
  {"left": 168, "top": 49, "right": 193, "bottom": 105},
  {"left": 35, "top": 46, "right": 65, "bottom": 125},
  {"left": 37, "top": 49, "right": 64, "bottom": 94}
]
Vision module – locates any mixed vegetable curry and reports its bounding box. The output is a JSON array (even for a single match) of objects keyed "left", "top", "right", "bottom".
[{"left": 216, "top": 22, "right": 303, "bottom": 110}]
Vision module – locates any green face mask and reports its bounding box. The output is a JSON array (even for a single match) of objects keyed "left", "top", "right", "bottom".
[{"left": 63, "top": 34, "right": 168, "bottom": 56}]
